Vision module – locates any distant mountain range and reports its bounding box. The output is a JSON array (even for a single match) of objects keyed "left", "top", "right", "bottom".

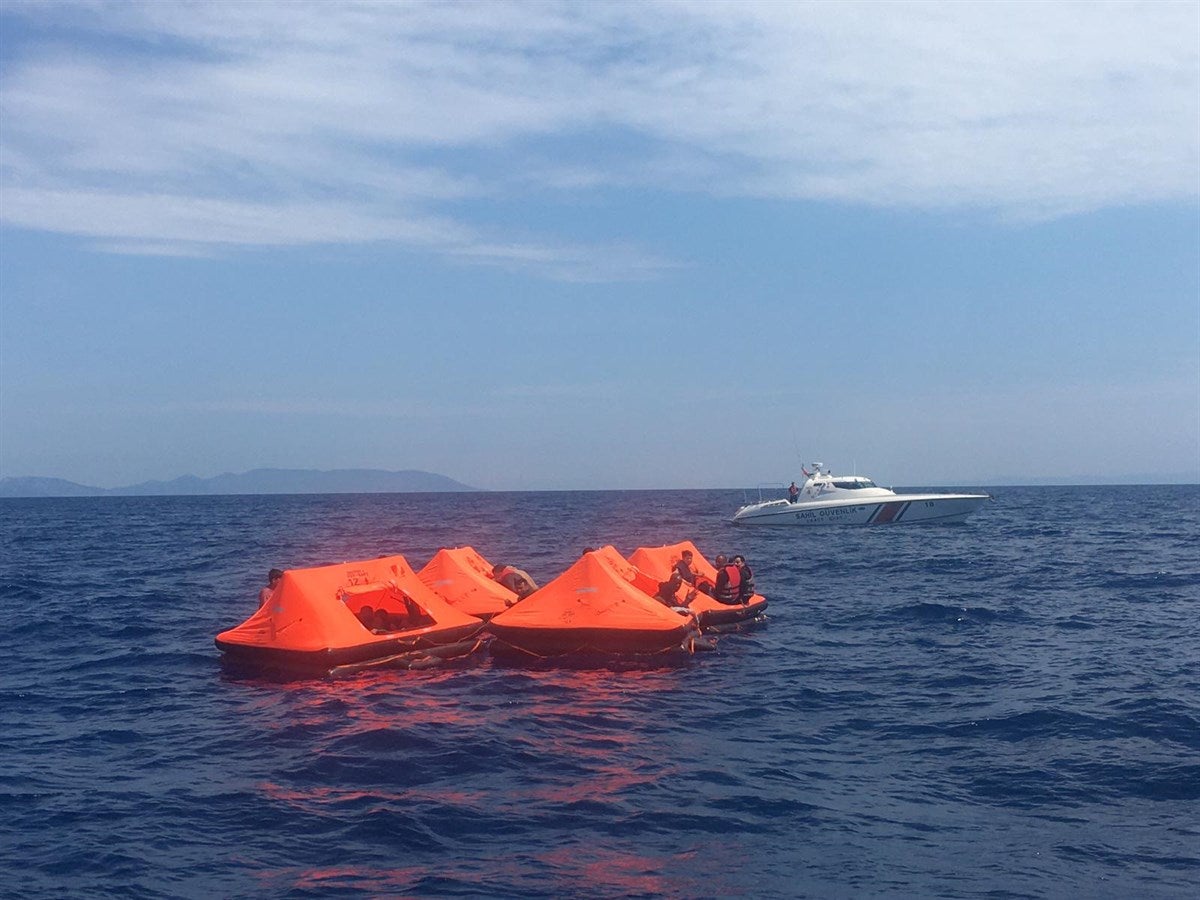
[{"left": 0, "top": 468, "right": 479, "bottom": 497}]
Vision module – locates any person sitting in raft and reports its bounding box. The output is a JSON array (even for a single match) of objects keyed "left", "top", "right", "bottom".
[
  {"left": 370, "top": 609, "right": 393, "bottom": 634},
  {"left": 363, "top": 607, "right": 409, "bottom": 634},
  {"left": 788, "top": 481, "right": 800, "bottom": 503},
  {"left": 397, "top": 592, "right": 432, "bottom": 627},
  {"left": 259, "top": 568, "right": 283, "bottom": 606},
  {"left": 492, "top": 563, "right": 539, "bottom": 603},
  {"left": 655, "top": 572, "right": 696, "bottom": 614},
  {"left": 712, "top": 555, "right": 746, "bottom": 606},
  {"left": 654, "top": 571, "right": 686, "bottom": 607},
  {"left": 674, "top": 550, "right": 713, "bottom": 596},
  {"left": 674, "top": 550, "right": 698, "bottom": 585},
  {"left": 733, "top": 555, "right": 756, "bottom": 603}
]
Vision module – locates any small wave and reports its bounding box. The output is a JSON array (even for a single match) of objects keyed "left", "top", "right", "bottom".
[
  {"left": 949, "top": 708, "right": 1106, "bottom": 742},
  {"left": 874, "top": 601, "right": 1007, "bottom": 625},
  {"left": 1098, "top": 571, "right": 1200, "bottom": 591}
]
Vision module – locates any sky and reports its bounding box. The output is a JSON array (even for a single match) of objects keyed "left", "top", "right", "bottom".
[{"left": 1, "top": 0, "right": 1197, "bottom": 490}]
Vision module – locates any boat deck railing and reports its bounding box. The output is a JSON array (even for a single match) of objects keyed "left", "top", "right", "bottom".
[{"left": 742, "top": 483, "right": 788, "bottom": 505}]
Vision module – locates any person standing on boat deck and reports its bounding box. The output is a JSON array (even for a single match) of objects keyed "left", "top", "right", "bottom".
[
  {"left": 713, "top": 556, "right": 744, "bottom": 605},
  {"left": 788, "top": 481, "right": 800, "bottom": 503},
  {"left": 492, "top": 563, "right": 539, "bottom": 602},
  {"left": 259, "top": 568, "right": 283, "bottom": 606},
  {"left": 733, "top": 555, "right": 755, "bottom": 603}
]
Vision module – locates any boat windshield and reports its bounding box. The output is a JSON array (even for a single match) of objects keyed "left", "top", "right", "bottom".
[{"left": 831, "top": 480, "right": 878, "bottom": 489}]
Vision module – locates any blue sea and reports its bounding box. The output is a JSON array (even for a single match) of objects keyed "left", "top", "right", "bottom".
[{"left": 1, "top": 486, "right": 1197, "bottom": 899}]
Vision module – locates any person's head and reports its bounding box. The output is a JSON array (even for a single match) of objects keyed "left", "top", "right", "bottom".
[
  {"left": 492, "top": 564, "right": 505, "bottom": 576},
  {"left": 268, "top": 568, "right": 284, "bottom": 585},
  {"left": 715, "top": 554, "right": 728, "bottom": 566},
  {"left": 681, "top": 550, "right": 693, "bottom": 561},
  {"left": 582, "top": 547, "right": 597, "bottom": 555},
  {"left": 669, "top": 571, "right": 683, "bottom": 586},
  {"left": 733, "top": 555, "right": 745, "bottom": 566}
]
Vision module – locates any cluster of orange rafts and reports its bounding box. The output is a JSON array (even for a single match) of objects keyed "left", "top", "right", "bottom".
[{"left": 215, "top": 542, "right": 767, "bottom": 677}]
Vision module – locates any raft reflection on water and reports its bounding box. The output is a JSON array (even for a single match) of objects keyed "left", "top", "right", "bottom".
[{"left": 247, "top": 664, "right": 730, "bottom": 896}]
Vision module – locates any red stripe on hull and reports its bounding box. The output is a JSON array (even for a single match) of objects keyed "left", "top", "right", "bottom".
[{"left": 872, "top": 501, "right": 906, "bottom": 524}]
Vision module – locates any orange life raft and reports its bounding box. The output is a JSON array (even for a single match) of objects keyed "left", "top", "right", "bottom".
[
  {"left": 418, "top": 546, "right": 517, "bottom": 620},
  {"left": 215, "top": 554, "right": 486, "bottom": 675},
  {"left": 628, "top": 540, "right": 768, "bottom": 629},
  {"left": 486, "top": 546, "right": 699, "bottom": 658}
]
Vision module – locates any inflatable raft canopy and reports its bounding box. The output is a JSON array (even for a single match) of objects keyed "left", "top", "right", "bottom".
[
  {"left": 215, "top": 554, "right": 485, "bottom": 675},
  {"left": 628, "top": 540, "right": 768, "bottom": 629},
  {"left": 487, "top": 546, "right": 698, "bottom": 658},
  {"left": 419, "top": 546, "right": 517, "bottom": 620}
]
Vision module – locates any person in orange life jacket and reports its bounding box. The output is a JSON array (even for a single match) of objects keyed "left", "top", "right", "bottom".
[
  {"left": 788, "top": 481, "right": 800, "bottom": 503},
  {"left": 259, "top": 568, "right": 283, "bottom": 606},
  {"left": 732, "top": 555, "right": 756, "bottom": 602},
  {"left": 492, "top": 563, "right": 539, "bottom": 603},
  {"left": 712, "top": 555, "right": 746, "bottom": 606}
]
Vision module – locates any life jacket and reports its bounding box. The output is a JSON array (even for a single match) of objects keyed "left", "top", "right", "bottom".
[
  {"left": 737, "top": 565, "right": 756, "bottom": 601},
  {"left": 714, "top": 564, "right": 742, "bottom": 604}
]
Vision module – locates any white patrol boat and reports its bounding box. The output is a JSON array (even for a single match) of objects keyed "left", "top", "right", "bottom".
[{"left": 733, "top": 463, "right": 990, "bottom": 526}]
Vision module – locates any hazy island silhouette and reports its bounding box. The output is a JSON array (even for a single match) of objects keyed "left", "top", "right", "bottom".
[{"left": 0, "top": 468, "right": 479, "bottom": 497}]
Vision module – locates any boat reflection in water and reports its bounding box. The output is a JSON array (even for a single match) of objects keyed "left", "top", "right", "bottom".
[{"left": 733, "top": 462, "right": 990, "bottom": 526}]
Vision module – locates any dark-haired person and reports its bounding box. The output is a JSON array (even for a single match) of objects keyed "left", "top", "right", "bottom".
[
  {"left": 676, "top": 549, "right": 715, "bottom": 597},
  {"left": 654, "top": 571, "right": 685, "bottom": 607},
  {"left": 673, "top": 550, "right": 697, "bottom": 585},
  {"left": 733, "top": 555, "right": 756, "bottom": 603},
  {"left": 259, "top": 568, "right": 283, "bottom": 606}
]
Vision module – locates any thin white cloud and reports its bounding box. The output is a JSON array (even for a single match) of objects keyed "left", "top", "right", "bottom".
[{"left": 1, "top": 0, "right": 1196, "bottom": 272}]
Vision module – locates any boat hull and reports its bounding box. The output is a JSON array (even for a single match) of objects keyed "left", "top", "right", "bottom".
[
  {"left": 692, "top": 595, "right": 768, "bottom": 628},
  {"left": 215, "top": 621, "right": 486, "bottom": 676},
  {"left": 486, "top": 624, "right": 695, "bottom": 659},
  {"left": 733, "top": 493, "right": 988, "bottom": 526}
]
